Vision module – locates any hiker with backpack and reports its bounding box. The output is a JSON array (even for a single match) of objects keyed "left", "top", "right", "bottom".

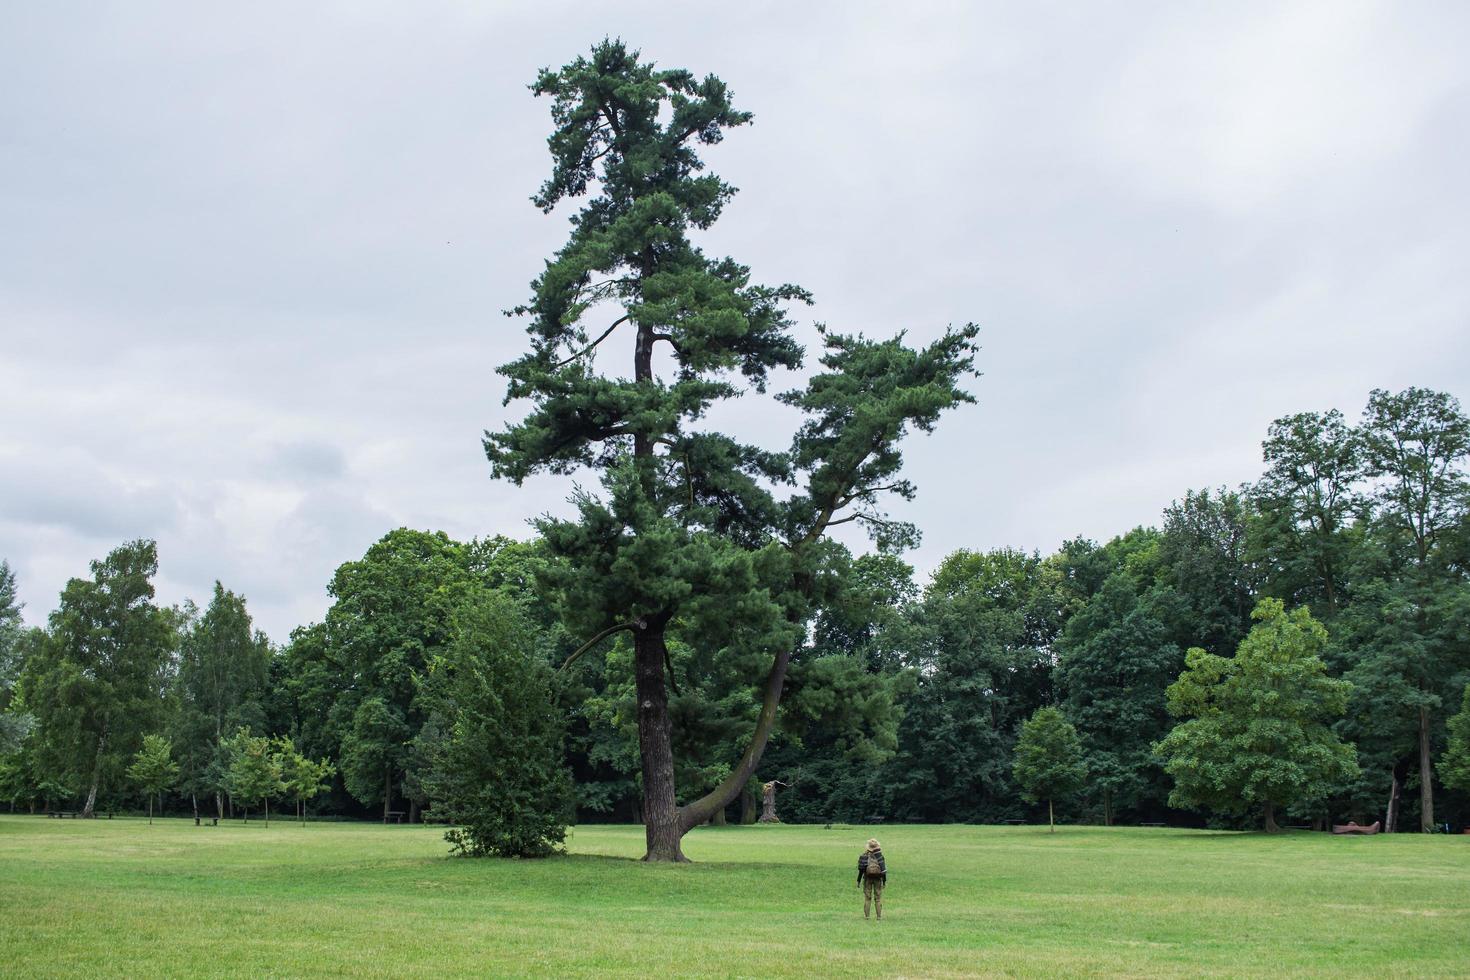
[{"left": 857, "top": 838, "right": 887, "bottom": 920}]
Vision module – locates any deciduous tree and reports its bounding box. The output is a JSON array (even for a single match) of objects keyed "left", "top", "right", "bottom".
[
  {"left": 172, "top": 583, "right": 271, "bottom": 821},
  {"left": 1012, "top": 706, "right": 1086, "bottom": 832},
  {"left": 127, "top": 733, "right": 178, "bottom": 824},
  {"left": 274, "top": 737, "right": 335, "bottom": 826},
  {"left": 1359, "top": 386, "right": 1470, "bottom": 832},
  {"left": 18, "top": 541, "right": 175, "bottom": 817},
  {"left": 222, "top": 728, "right": 284, "bottom": 825},
  {"left": 1155, "top": 599, "right": 1358, "bottom": 831}
]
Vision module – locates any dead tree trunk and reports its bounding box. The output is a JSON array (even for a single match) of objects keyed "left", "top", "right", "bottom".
[{"left": 758, "top": 780, "right": 787, "bottom": 823}]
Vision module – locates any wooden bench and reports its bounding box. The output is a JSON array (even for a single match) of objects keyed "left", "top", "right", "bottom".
[
  {"left": 863, "top": 816, "right": 884, "bottom": 825},
  {"left": 48, "top": 810, "right": 79, "bottom": 819},
  {"left": 195, "top": 816, "right": 219, "bottom": 826},
  {"left": 385, "top": 810, "right": 407, "bottom": 824},
  {"left": 1139, "top": 821, "right": 1166, "bottom": 828},
  {"left": 1003, "top": 819, "right": 1027, "bottom": 825}
]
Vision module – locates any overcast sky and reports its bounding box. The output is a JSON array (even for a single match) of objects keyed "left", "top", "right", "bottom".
[{"left": 3, "top": 1, "right": 1468, "bottom": 640}]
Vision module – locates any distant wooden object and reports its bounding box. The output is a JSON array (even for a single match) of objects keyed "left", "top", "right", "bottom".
[
  {"left": 1331, "top": 821, "right": 1381, "bottom": 835},
  {"left": 1139, "top": 822, "right": 1166, "bottom": 827},
  {"left": 385, "top": 810, "right": 407, "bottom": 824},
  {"left": 758, "top": 780, "right": 787, "bottom": 823}
]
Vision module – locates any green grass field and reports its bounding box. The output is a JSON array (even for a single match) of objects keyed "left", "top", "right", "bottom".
[{"left": 1, "top": 815, "right": 1467, "bottom": 977}]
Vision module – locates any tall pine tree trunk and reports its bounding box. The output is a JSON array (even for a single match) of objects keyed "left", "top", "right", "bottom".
[
  {"left": 634, "top": 622, "right": 685, "bottom": 862},
  {"left": 1418, "top": 704, "right": 1435, "bottom": 833}
]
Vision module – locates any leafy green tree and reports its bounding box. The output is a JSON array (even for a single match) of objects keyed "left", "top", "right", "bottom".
[
  {"left": 1155, "top": 599, "right": 1358, "bottom": 832},
  {"left": 17, "top": 541, "right": 175, "bottom": 817},
  {"left": 1157, "top": 488, "right": 1258, "bottom": 657},
  {"left": 171, "top": 582, "right": 271, "bottom": 821},
  {"left": 1358, "top": 386, "right": 1470, "bottom": 832},
  {"left": 1250, "top": 410, "right": 1365, "bottom": 616},
  {"left": 0, "top": 561, "right": 32, "bottom": 753},
  {"left": 811, "top": 552, "right": 917, "bottom": 672},
  {"left": 221, "top": 728, "right": 284, "bottom": 825},
  {"left": 1436, "top": 683, "right": 1470, "bottom": 813},
  {"left": 486, "top": 40, "right": 977, "bottom": 860},
  {"left": 126, "top": 733, "right": 178, "bottom": 824},
  {"left": 274, "top": 737, "right": 335, "bottom": 825},
  {"left": 420, "top": 592, "right": 573, "bottom": 857},
  {"left": 340, "top": 698, "right": 409, "bottom": 823},
  {"left": 1056, "top": 572, "right": 1180, "bottom": 824},
  {"left": 270, "top": 623, "right": 341, "bottom": 785},
  {"left": 1012, "top": 707, "right": 1086, "bottom": 832},
  {"left": 325, "top": 528, "right": 483, "bottom": 822},
  {"left": 1441, "top": 684, "right": 1470, "bottom": 797},
  {"left": 883, "top": 549, "right": 1061, "bottom": 823}
]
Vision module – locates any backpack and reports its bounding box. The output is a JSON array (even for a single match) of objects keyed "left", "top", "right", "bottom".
[{"left": 865, "top": 850, "right": 884, "bottom": 878}]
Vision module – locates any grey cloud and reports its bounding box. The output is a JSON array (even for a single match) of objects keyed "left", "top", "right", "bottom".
[
  {"left": 261, "top": 440, "right": 348, "bottom": 482},
  {"left": 3, "top": 1, "right": 1467, "bottom": 639},
  {"left": 0, "top": 452, "right": 180, "bottom": 541}
]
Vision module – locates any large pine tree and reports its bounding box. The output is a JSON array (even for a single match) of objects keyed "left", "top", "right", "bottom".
[{"left": 487, "top": 40, "right": 978, "bottom": 860}]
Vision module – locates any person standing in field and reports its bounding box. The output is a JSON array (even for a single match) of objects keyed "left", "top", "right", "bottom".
[{"left": 857, "top": 838, "right": 887, "bottom": 920}]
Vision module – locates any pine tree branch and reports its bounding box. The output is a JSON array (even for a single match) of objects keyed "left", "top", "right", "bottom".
[{"left": 551, "top": 315, "right": 630, "bottom": 369}]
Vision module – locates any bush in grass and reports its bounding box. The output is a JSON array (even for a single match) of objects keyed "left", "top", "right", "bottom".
[{"left": 421, "top": 591, "right": 572, "bottom": 857}]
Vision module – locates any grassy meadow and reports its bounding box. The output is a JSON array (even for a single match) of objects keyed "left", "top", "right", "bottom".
[{"left": 1, "top": 815, "right": 1467, "bottom": 977}]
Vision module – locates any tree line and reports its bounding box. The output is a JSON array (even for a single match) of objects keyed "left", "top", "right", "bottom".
[{"left": 1, "top": 385, "right": 1468, "bottom": 845}]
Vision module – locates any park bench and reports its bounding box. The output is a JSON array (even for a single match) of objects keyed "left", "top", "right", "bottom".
[
  {"left": 1331, "top": 821, "right": 1380, "bottom": 835},
  {"left": 1139, "top": 821, "right": 1166, "bottom": 828},
  {"left": 1003, "top": 819, "right": 1027, "bottom": 825},
  {"left": 48, "top": 810, "right": 78, "bottom": 818},
  {"left": 385, "top": 810, "right": 407, "bottom": 824},
  {"left": 864, "top": 816, "right": 884, "bottom": 825},
  {"left": 195, "top": 816, "right": 219, "bottom": 826}
]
